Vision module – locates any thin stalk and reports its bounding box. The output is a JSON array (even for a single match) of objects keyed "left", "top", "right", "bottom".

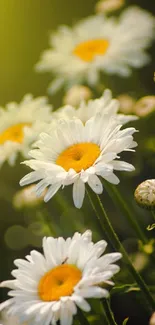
[
  {"left": 102, "top": 299, "right": 118, "bottom": 325},
  {"left": 55, "top": 192, "right": 71, "bottom": 213},
  {"left": 36, "top": 207, "right": 57, "bottom": 236},
  {"left": 86, "top": 188, "right": 155, "bottom": 313},
  {"left": 151, "top": 211, "right": 155, "bottom": 223},
  {"left": 103, "top": 182, "right": 148, "bottom": 244},
  {"left": 77, "top": 309, "right": 90, "bottom": 325}
]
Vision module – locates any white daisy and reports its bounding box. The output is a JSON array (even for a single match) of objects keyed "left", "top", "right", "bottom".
[
  {"left": 35, "top": 7, "right": 155, "bottom": 94},
  {"left": 53, "top": 89, "right": 138, "bottom": 125},
  {"left": 0, "top": 94, "right": 52, "bottom": 167},
  {"left": 0, "top": 230, "right": 122, "bottom": 325},
  {"left": 20, "top": 111, "right": 137, "bottom": 209}
]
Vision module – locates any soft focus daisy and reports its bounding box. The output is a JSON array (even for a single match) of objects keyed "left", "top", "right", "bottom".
[
  {"left": 0, "top": 95, "right": 52, "bottom": 167},
  {"left": 0, "top": 230, "right": 122, "bottom": 325},
  {"left": 35, "top": 7, "right": 155, "bottom": 93},
  {"left": 20, "top": 111, "right": 137, "bottom": 208},
  {"left": 54, "top": 89, "right": 138, "bottom": 125},
  {"left": 13, "top": 185, "right": 46, "bottom": 210},
  {"left": 133, "top": 96, "right": 155, "bottom": 117},
  {"left": 117, "top": 94, "right": 136, "bottom": 115}
]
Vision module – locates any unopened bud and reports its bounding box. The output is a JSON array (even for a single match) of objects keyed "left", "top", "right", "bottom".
[
  {"left": 134, "top": 180, "right": 155, "bottom": 210},
  {"left": 13, "top": 185, "right": 46, "bottom": 209},
  {"left": 95, "top": 0, "right": 125, "bottom": 14},
  {"left": 63, "top": 85, "right": 92, "bottom": 106},
  {"left": 134, "top": 96, "right": 155, "bottom": 117},
  {"left": 150, "top": 313, "right": 155, "bottom": 325},
  {"left": 117, "top": 94, "right": 136, "bottom": 115},
  {"left": 131, "top": 252, "right": 148, "bottom": 272}
]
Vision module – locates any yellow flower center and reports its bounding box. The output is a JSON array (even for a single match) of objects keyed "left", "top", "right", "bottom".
[
  {"left": 56, "top": 142, "right": 101, "bottom": 172},
  {"left": 38, "top": 264, "right": 82, "bottom": 301},
  {"left": 0, "top": 123, "right": 30, "bottom": 145},
  {"left": 73, "top": 39, "right": 109, "bottom": 62}
]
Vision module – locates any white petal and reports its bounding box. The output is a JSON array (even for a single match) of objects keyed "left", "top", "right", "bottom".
[
  {"left": 87, "top": 175, "right": 103, "bottom": 194},
  {"left": 77, "top": 286, "right": 109, "bottom": 298},
  {"left": 0, "top": 299, "right": 13, "bottom": 311},
  {"left": 0, "top": 280, "right": 17, "bottom": 289},
  {"left": 73, "top": 179, "right": 85, "bottom": 208},
  {"left": 72, "top": 295, "right": 91, "bottom": 312},
  {"left": 20, "top": 171, "right": 42, "bottom": 186},
  {"left": 82, "top": 230, "right": 92, "bottom": 242},
  {"left": 99, "top": 253, "right": 122, "bottom": 266},
  {"left": 103, "top": 173, "right": 120, "bottom": 185},
  {"left": 26, "top": 302, "right": 46, "bottom": 315},
  {"left": 48, "top": 77, "right": 65, "bottom": 94},
  {"left": 44, "top": 183, "right": 61, "bottom": 202},
  {"left": 60, "top": 301, "right": 73, "bottom": 325},
  {"left": 111, "top": 160, "right": 135, "bottom": 172}
]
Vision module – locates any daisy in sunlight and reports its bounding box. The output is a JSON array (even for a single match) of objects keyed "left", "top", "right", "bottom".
[
  {"left": 20, "top": 110, "right": 137, "bottom": 208},
  {"left": 35, "top": 6, "right": 155, "bottom": 94},
  {"left": 53, "top": 88, "right": 138, "bottom": 125},
  {"left": 0, "top": 230, "right": 122, "bottom": 325},
  {"left": 0, "top": 94, "right": 52, "bottom": 167}
]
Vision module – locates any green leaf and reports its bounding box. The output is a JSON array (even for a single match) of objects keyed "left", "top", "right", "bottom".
[
  {"left": 111, "top": 283, "right": 139, "bottom": 296},
  {"left": 147, "top": 224, "right": 155, "bottom": 231}
]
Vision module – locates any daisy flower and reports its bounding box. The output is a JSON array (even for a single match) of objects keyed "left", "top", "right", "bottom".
[
  {"left": 20, "top": 111, "right": 137, "bottom": 209},
  {"left": 35, "top": 7, "right": 155, "bottom": 94},
  {"left": 0, "top": 94, "right": 52, "bottom": 167},
  {"left": 0, "top": 230, "right": 122, "bottom": 325},
  {"left": 54, "top": 89, "right": 138, "bottom": 125}
]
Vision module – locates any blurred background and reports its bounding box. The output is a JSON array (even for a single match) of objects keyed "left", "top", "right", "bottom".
[{"left": 0, "top": 0, "right": 155, "bottom": 324}]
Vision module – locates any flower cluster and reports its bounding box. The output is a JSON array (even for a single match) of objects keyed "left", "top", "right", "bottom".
[{"left": 0, "top": 2, "right": 155, "bottom": 325}]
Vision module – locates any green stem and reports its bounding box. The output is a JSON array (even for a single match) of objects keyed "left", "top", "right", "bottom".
[
  {"left": 102, "top": 299, "right": 118, "bottom": 325},
  {"left": 35, "top": 207, "right": 57, "bottom": 236},
  {"left": 77, "top": 309, "right": 90, "bottom": 325},
  {"left": 55, "top": 192, "right": 70, "bottom": 213},
  {"left": 86, "top": 188, "right": 155, "bottom": 313},
  {"left": 151, "top": 211, "right": 155, "bottom": 223},
  {"left": 103, "top": 182, "right": 148, "bottom": 244}
]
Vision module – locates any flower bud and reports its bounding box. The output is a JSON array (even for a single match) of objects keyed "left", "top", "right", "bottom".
[
  {"left": 117, "top": 94, "right": 136, "bottom": 114},
  {"left": 95, "top": 0, "right": 125, "bottom": 14},
  {"left": 131, "top": 252, "right": 148, "bottom": 272},
  {"left": 134, "top": 180, "right": 155, "bottom": 210},
  {"left": 13, "top": 185, "right": 46, "bottom": 209},
  {"left": 134, "top": 96, "right": 155, "bottom": 117},
  {"left": 63, "top": 85, "right": 92, "bottom": 106},
  {"left": 150, "top": 313, "right": 155, "bottom": 325}
]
